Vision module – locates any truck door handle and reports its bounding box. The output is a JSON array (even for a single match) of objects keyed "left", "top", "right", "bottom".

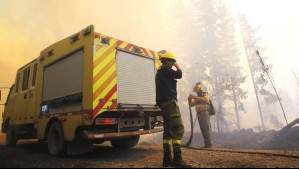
[{"left": 24, "top": 93, "right": 27, "bottom": 99}]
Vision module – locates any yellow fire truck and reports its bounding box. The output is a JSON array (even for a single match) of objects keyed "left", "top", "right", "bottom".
[{"left": 1, "top": 25, "right": 163, "bottom": 155}]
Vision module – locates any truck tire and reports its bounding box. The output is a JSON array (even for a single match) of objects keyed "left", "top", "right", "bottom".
[
  {"left": 110, "top": 135, "right": 140, "bottom": 148},
  {"left": 6, "top": 128, "right": 18, "bottom": 147},
  {"left": 48, "top": 122, "right": 66, "bottom": 156}
]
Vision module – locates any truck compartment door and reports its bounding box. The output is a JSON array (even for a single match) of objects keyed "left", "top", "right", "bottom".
[
  {"left": 116, "top": 50, "right": 156, "bottom": 108},
  {"left": 42, "top": 49, "right": 84, "bottom": 113}
]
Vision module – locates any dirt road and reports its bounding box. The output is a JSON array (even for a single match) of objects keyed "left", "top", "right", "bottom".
[{"left": 0, "top": 133, "right": 299, "bottom": 168}]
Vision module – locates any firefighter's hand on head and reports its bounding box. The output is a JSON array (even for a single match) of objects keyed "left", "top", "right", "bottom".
[{"left": 174, "top": 63, "right": 180, "bottom": 69}]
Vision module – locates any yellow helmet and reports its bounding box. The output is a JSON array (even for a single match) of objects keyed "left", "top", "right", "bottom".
[{"left": 159, "top": 52, "right": 176, "bottom": 62}]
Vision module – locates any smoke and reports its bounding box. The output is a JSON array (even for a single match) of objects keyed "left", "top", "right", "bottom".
[
  {"left": 168, "top": 0, "right": 299, "bottom": 131},
  {"left": 1, "top": 0, "right": 298, "bottom": 131},
  {"left": 0, "top": 0, "right": 172, "bottom": 89}
]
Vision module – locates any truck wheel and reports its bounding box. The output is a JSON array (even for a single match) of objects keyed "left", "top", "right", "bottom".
[
  {"left": 110, "top": 135, "right": 140, "bottom": 148},
  {"left": 6, "top": 128, "right": 18, "bottom": 147},
  {"left": 48, "top": 122, "right": 66, "bottom": 156}
]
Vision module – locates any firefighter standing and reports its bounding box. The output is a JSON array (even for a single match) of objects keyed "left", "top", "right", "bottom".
[
  {"left": 188, "top": 82, "right": 213, "bottom": 148},
  {"left": 156, "top": 52, "right": 191, "bottom": 168}
]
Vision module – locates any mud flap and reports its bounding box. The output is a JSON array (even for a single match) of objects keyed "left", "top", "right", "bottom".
[{"left": 67, "top": 137, "right": 93, "bottom": 155}]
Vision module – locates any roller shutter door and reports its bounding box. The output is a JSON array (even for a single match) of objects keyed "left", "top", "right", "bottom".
[
  {"left": 116, "top": 50, "right": 156, "bottom": 108},
  {"left": 42, "top": 49, "right": 84, "bottom": 102}
]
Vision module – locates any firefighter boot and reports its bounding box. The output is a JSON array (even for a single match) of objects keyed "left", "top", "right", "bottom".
[
  {"left": 163, "top": 143, "right": 173, "bottom": 167},
  {"left": 173, "top": 144, "right": 192, "bottom": 168}
]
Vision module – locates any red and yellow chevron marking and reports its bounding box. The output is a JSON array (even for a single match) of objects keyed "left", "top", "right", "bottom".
[
  {"left": 92, "top": 33, "right": 161, "bottom": 118},
  {"left": 141, "top": 48, "right": 161, "bottom": 69},
  {"left": 93, "top": 37, "right": 118, "bottom": 118}
]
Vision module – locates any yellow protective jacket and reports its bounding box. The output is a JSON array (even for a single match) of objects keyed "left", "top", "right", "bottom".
[{"left": 190, "top": 92, "right": 210, "bottom": 113}]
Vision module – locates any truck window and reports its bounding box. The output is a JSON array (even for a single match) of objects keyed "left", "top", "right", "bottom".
[
  {"left": 15, "top": 73, "right": 20, "bottom": 93},
  {"left": 32, "top": 63, "right": 38, "bottom": 86},
  {"left": 22, "top": 68, "right": 30, "bottom": 91}
]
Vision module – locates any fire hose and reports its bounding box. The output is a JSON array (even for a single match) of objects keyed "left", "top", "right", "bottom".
[
  {"left": 182, "top": 84, "right": 299, "bottom": 159},
  {"left": 184, "top": 101, "right": 194, "bottom": 147},
  {"left": 183, "top": 84, "right": 231, "bottom": 147},
  {"left": 183, "top": 146, "right": 299, "bottom": 159}
]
